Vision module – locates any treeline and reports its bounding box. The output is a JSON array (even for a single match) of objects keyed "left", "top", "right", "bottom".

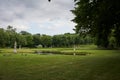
[{"left": 0, "top": 26, "right": 94, "bottom": 48}]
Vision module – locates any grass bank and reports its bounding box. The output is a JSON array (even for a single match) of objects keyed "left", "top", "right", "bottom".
[{"left": 0, "top": 45, "right": 98, "bottom": 55}]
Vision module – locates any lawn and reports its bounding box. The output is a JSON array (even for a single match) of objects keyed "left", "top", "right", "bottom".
[{"left": 0, "top": 47, "right": 120, "bottom": 80}]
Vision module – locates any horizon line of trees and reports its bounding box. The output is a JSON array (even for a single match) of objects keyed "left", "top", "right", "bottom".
[{"left": 0, "top": 26, "right": 94, "bottom": 48}]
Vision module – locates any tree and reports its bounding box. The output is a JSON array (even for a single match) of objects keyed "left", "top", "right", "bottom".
[
  {"left": 24, "top": 34, "right": 33, "bottom": 47},
  {"left": 0, "top": 28, "right": 8, "bottom": 47},
  {"left": 52, "top": 35, "right": 62, "bottom": 47},
  {"left": 72, "top": 0, "right": 120, "bottom": 48},
  {"left": 20, "top": 31, "right": 31, "bottom": 35},
  {"left": 6, "top": 26, "right": 18, "bottom": 47},
  {"left": 40, "top": 34, "right": 52, "bottom": 47},
  {"left": 33, "top": 34, "right": 41, "bottom": 47},
  {"left": 16, "top": 34, "right": 27, "bottom": 48}
]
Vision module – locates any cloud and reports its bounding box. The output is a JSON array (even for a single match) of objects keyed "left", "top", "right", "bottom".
[
  {"left": 14, "top": 25, "right": 30, "bottom": 31},
  {"left": 0, "top": 0, "right": 75, "bottom": 35}
]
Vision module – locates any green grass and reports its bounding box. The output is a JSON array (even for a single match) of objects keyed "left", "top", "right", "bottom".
[
  {"left": 0, "top": 46, "right": 120, "bottom": 80},
  {"left": 0, "top": 45, "right": 97, "bottom": 54}
]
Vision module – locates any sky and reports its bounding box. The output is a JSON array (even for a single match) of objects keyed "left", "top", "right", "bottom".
[{"left": 0, "top": 0, "right": 76, "bottom": 35}]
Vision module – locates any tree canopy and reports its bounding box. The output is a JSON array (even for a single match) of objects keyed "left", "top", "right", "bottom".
[{"left": 72, "top": 0, "right": 120, "bottom": 48}]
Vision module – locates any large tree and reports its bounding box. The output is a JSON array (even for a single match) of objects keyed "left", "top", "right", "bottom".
[{"left": 72, "top": 0, "right": 120, "bottom": 48}]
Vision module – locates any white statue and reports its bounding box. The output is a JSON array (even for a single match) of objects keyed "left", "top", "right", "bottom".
[{"left": 14, "top": 41, "right": 17, "bottom": 53}]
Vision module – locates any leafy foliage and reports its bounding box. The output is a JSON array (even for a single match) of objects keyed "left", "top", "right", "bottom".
[
  {"left": 72, "top": 0, "right": 120, "bottom": 48},
  {"left": 0, "top": 26, "right": 94, "bottom": 48}
]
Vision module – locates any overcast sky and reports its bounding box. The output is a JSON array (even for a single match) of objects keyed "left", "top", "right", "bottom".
[{"left": 0, "top": 0, "right": 75, "bottom": 35}]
